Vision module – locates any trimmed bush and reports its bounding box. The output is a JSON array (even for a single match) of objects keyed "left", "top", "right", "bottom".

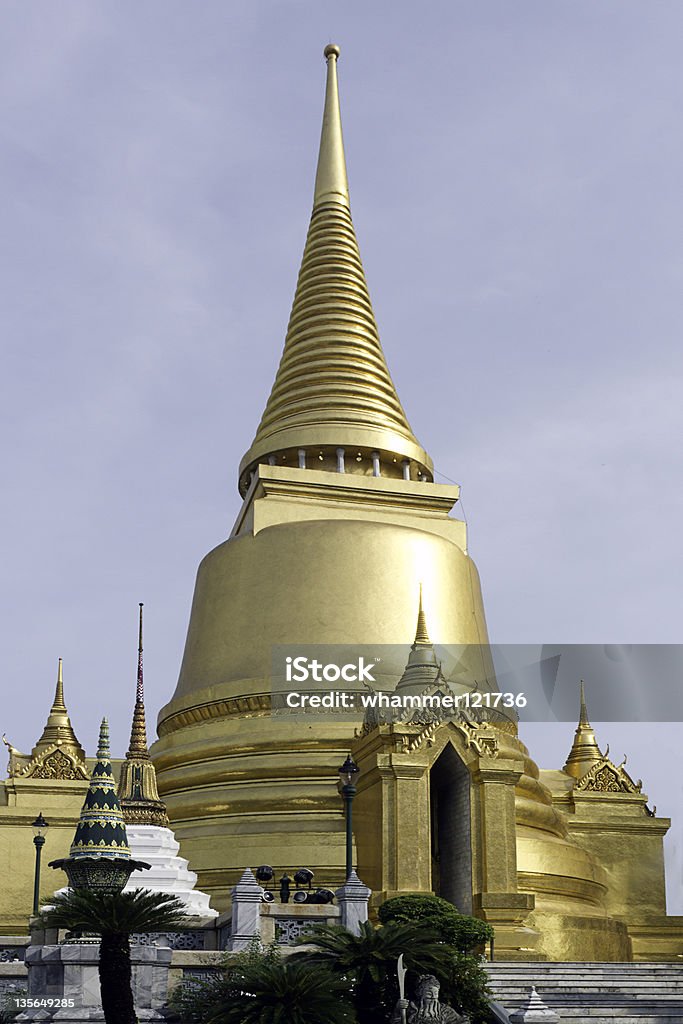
[{"left": 378, "top": 894, "right": 493, "bottom": 953}]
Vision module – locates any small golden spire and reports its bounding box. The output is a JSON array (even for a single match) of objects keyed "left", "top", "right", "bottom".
[
  {"left": 414, "top": 584, "right": 431, "bottom": 646},
  {"left": 30, "top": 659, "right": 86, "bottom": 762},
  {"left": 396, "top": 585, "right": 439, "bottom": 693},
  {"left": 313, "top": 44, "right": 349, "bottom": 209},
  {"left": 563, "top": 680, "right": 604, "bottom": 780}
]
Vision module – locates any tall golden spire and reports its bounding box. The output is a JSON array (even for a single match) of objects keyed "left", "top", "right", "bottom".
[
  {"left": 118, "top": 605, "right": 170, "bottom": 827},
  {"left": 31, "top": 658, "right": 86, "bottom": 761},
  {"left": 238, "top": 44, "right": 432, "bottom": 495},
  {"left": 563, "top": 681, "right": 604, "bottom": 780}
]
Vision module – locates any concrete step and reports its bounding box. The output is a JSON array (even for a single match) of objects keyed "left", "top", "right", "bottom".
[
  {"left": 491, "top": 991, "right": 683, "bottom": 999},
  {"left": 486, "top": 962, "right": 683, "bottom": 1021}
]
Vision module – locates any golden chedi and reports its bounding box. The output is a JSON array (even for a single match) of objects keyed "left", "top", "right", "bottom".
[{"left": 151, "top": 46, "right": 681, "bottom": 962}]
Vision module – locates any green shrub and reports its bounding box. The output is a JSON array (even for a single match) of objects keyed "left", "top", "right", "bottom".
[
  {"left": 442, "top": 952, "right": 492, "bottom": 1024},
  {"left": 204, "top": 959, "right": 356, "bottom": 1024},
  {"left": 378, "top": 894, "right": 493, "bottom": 953}
]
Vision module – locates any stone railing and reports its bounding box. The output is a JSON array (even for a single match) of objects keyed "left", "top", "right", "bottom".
[
  {"left": 0, "top": 937, "right": 29, "bottom": 963},
  {"left": 229, "top": 868, "right": 370, "bottom": 951},
  {"left": 131, "top": 930, "right": 208, "bottom": 950}
]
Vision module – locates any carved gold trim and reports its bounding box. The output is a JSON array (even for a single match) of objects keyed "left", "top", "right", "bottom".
[
  {"left": 575, "top": 756, "right": 642, "bottom": 794},
  {"left": 17, "top": 743, "right": 88, "bottom": 781}
]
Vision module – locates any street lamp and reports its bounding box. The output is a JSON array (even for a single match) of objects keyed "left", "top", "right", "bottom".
[
  {"left": 338, "top": 754, "right": 360, "bottom": 880},
  {"left": 31, "top": 813, "right": 49, "bottom": 916}
]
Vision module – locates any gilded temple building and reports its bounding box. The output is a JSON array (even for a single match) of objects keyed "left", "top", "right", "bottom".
[
  {"left": 149, "top": 46, "right": 682, "bottom": 961},
  {"left": 1, "top": 45, "right": 681, "bottom": 961}
]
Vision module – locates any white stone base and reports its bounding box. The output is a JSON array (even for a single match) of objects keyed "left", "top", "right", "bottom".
[{"left": 124, "top": 825, "right": 217, "bottom": 918}]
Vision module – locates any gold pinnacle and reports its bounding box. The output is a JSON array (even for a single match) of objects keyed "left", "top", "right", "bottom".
[
  {"left": 564, "top": 680, "right": 603, "bottom": 780},
  {"left": 52, "top": 657, "right": 66, "bottom": 712},
  {"left": 30, "top": 657, "right": 86, "bottom": 762},
  {"left": 314, "top": 44, "right": 348, "bottom": 208},
  {"left": 414, "top": 584, "right": 432, "bottom": 646}
]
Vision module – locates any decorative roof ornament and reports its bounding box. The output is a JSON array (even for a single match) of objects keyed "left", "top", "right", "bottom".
[
  {"left": 238, "top": 44, "right": 432, "bottom": 495},
  {"left": 50, "top": 718, "right": 150, "bottom": 892},
  {"left": 24, "top": 744, "right": 89, "bottom": 781},
  {"left": 575, "top": 756, "right": 642, "bottom": 794},
  {"left": 563, "top": 681, "right": 604, "bottom": 780},
  {"left": 118, "top": 604, "right": 170, "bottom": 828},
  {"left": 30, "top": 658, "right": 86, "bottom": 764},
  {"left": 2, "top": 734, "right": 21, "bottom": 778},
  {"left": 395, "top": 585, "right": 441, "bottom": 694}
]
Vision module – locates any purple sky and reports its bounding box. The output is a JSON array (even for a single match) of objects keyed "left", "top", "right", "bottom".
[{"left": 1, "top": 2, "right": 681, "bottom": 910}]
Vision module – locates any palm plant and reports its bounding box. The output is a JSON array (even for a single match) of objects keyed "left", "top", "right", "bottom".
[
  {"left": 201, "top": 958, "right": 357, "bottom": 1024},
  {"left": 40, "top": 888, "right": 188, "bottom": 1024},
  {"left": 293, "top": 920, "right": 451, "bottom": 1024}
]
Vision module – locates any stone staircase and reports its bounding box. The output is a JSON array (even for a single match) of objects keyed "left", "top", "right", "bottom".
[{"left": 486, "top": 962, "right": 683, "bottom": 1022}]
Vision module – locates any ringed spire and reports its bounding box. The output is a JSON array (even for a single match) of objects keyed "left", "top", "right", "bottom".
[
  {"left": 118, "top": 604, "right": 170, "bottom": 828},
  {"left": 239, "top": 44, "right": 432, "bottom": 495}
]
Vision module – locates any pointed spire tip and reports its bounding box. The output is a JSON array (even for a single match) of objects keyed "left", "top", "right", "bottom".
[
  {"left": 52, "top": 656, "right": 66, "bottom": 711},
  {"left": 579, "top": 679, "right": 590, "bottom": 726},
  {"left": 97, "top": 717, "right": 111, "bottom": 759},
  {"left": 414, "top": 583, "right": 432, "bottom": 646}
]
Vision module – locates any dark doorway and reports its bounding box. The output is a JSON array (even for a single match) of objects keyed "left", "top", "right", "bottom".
[{"left": 430, "top": 743, "right": 472, "bottom": 913}]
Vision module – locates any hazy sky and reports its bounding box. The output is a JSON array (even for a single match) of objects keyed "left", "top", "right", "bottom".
[{"left": 1, "top": 3, "right": 681, "bottom": 909}]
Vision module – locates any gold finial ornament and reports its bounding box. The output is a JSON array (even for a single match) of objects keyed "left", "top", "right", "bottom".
[
  {"left": 414, "top": 584, "right": 431, "bottom": 646},
  {"left": 53, "top": 657, "right": 66, "bottom": 711},
  {"left": 563, "top": 680, "right": 604, "bottom": 780},
  {"left": 579, "top": 678, "right": 590, "bottom": 726},
  {"left": 315, "top": 43, "right": 347, "bottom": 208},
  {"left": 30, "top": 658, "right": 86, "bottom": 762},
  {"left": 238, "top": 41, "right": 432, "bottom": 494}
]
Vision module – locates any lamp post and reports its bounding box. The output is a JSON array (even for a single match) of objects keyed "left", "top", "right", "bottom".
[
  {"left": 338, "top": 754, "right": 360, "bottom": 880},
  {"left": 31, "top": 812, "right": 48, "bottom": 916}
]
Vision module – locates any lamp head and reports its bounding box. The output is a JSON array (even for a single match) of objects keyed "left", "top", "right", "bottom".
[
  {"left": 32, "top": 812, "right": 48, "bottom": 839},
  {"left": 338, "top": 754, "right": 359, "bottom": 787}
]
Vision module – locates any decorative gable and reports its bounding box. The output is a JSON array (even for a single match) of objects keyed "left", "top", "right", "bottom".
[
  {"left": 19, "top": 743, "right": 88, "bottom": 781},
  {"left": 575, "top": 756, "right": 642, "bottom": 794}
]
